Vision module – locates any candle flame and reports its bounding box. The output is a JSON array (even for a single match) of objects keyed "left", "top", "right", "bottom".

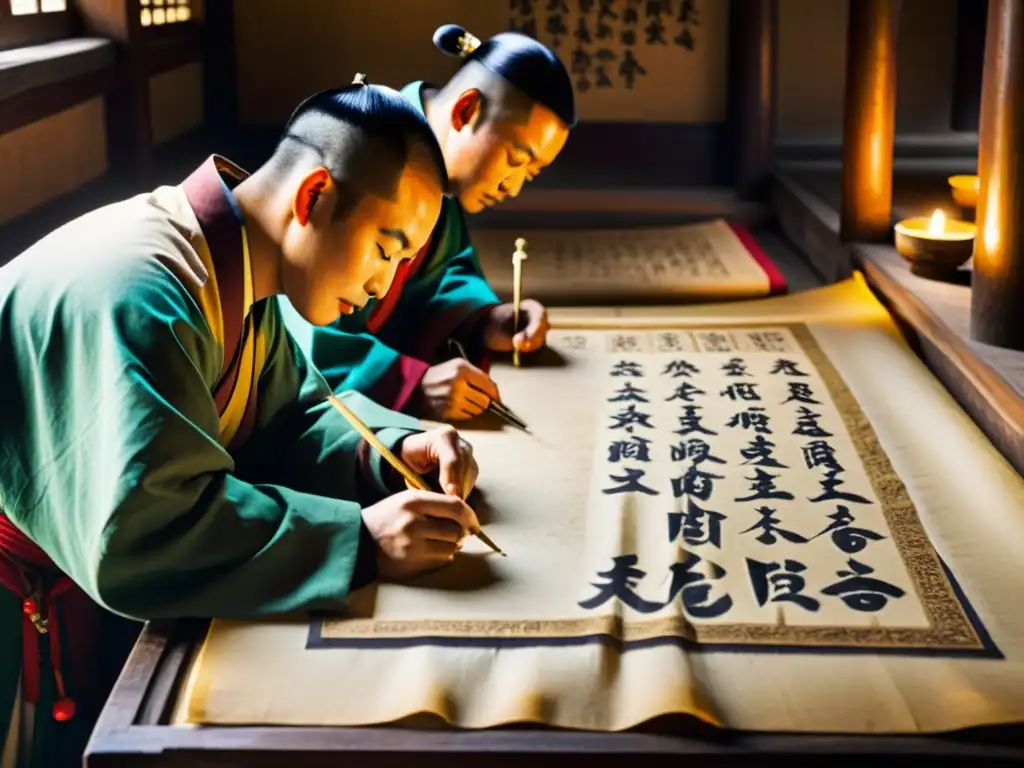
[{"left": 929, "top": 209, "right": 946, "bottom": 236}]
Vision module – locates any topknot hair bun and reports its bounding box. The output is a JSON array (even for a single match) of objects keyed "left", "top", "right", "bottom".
[{"left": 433, "top": 24, "right": 480, "bottom": 59}]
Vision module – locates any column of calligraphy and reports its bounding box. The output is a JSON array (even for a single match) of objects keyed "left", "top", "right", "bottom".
[{"left": 576, "top": 327, "right": 929, "bottom": 638}]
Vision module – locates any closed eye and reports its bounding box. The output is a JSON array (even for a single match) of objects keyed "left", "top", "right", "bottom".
[{"left": 376, "top": 243, "right": 391, "bottom": 262}]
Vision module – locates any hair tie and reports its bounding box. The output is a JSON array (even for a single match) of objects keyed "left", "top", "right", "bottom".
[
  {"left": 457, "top": 31, "right": 480, "bottom": 58},
  {"left": 352, "top": 72, "right": 368, "bottom": 86}
]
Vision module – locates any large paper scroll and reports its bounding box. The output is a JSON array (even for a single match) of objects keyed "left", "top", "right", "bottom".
[
  {"left": 471, "top": 219, "right": 785, "bottom": 305},
  {"left": 180, "top": 277, "right": 1024, "bottom": 734}
]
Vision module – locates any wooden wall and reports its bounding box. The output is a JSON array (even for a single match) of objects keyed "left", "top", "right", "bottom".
[
  {"left": 232, "top": 0, "right": 961, "bottom": 138},
  {"left": 0, "top": 1, "right": 207, "bottom": 226}
]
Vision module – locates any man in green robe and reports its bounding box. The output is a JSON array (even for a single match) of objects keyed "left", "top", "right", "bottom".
[
  {"left": 277, "top": 26, "right": 576, "bottom": 421},
  {"left": 0, "top": 80, "right": 481, "bottom": 768}
]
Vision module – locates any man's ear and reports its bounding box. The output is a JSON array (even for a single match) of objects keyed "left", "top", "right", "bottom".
[
  {"left": 451, "top": 88, "right": 484, "bottom": 132},
  {"left": 292, "top": 167, "right": 333, "bottom": 226}
]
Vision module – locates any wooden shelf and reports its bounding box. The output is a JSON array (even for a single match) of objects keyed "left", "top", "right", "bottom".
[{"left": 774, "top": 169, "right": 1024, "bottom": 478}]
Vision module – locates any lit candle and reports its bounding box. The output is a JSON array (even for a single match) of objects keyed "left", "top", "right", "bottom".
[
  {"left": 893, "top": 208, "right": 976, "bottom": 279},
  {"left": 948, "top": 174, "right": 980, "bottom": 208}
]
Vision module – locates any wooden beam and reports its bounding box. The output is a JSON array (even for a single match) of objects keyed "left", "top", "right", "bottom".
[
  {"left": 951, "top": 0, "right": 989, "bottom": 131},
  {"left": 971, "top": 0, "right": 1024, "bottom": 350},
  {"left": 839, "top": 0, "right": 901, "bottom": 243},
  {"left": 201, "top": 0, "right": 238, "bottom": 142},
  {"left": 726, "top": 0, "right": 778, "bottom": 201}
]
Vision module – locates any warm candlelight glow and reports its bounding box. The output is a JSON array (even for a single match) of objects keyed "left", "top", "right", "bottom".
[{"left": 928, "top": 209, "right": 946, "bottom": 236}]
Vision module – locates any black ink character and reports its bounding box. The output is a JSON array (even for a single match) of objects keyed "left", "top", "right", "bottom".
[
  {"left": 674, "top": 25, "right": 695, "bottom": 48},
  {"left": 677, "top": 0, "right": 698, "bottom": 23},
  {"left": 792, "top": 406, "right": 833, "bottom": 438},
  {"left": 666, "top": 381, "right": 706, "bottom": 403},
  {"left": 671, "top": 464, "right": 724, "bottom": 502},
  {"left": 510, "top": 0, "right": 536, "bottom": 13},
  {"left": 668, "top": 502, "right": 726, "bottom": 548},
  {"left": 579, "top": 554, "right": 663, "bottom": 613},
  {"left": 726, "top": 406, "right": 772, "bottom": 434},
  {"left": 812, "top": 505, "right": 887, "bottom": 554},
  {"left": 783, "top": 382, "right": 821, "bottom": 405},
  {"left": 746, "top": 558, "right": 821, "bottom": 612},
  {"left": 619, "top": 50, "right": 648, "bottom": 89},
  {"left": 610, "top": 360, "right": 644, "bottom": 377},
  {"left": 545, "top": 12, "right": 569, "bottom": 42},
  {"left": 740, "top": 506, "right": 809, "bottom": 545},
  {"left": 675, "top": 405, "right": 718, "bottom": 436},
  {"left": 666, "top": 551, "right": 734, "bottom": 619},
  {"left": 645, "top": 16, "right": 667, "bottom": 44},
  {"left": 571, "top": 46, "right": 592, "bottom": 74},
  {"left": 670, "top": 438, "right": 727, "bottom": 465},
  {"left": 574, "top": 15, "right": 592, "bottom": 43},
  {"left": 662, "top": 359, "right": 701, "bottom": 378},
  {"left": 735, "top": 469, "right": 795, "bottom": 502},
  {"left": 746, "top": 330, "right": 789, "bottom": 353},
  {"left": 608, "top": 381, "right": 649, "bottom": 403},
  {"left": 547, "top": 0, "right": 569, "bottom": 9},
  {"left": 720, "top": 382, "right": 762, "bottom": 402},
  {"left": 609, "top": 404, "right": 655, "bottom": 433},
  {"left": 698, "top": 332, "right": 733, "bottom": 353},
  {"left": 601, "top": 468, "right": 660, "bottom": 496},
  {"left": 739, "top": 434, "right": 788, "bottom": 468},
  {"left": 809, "top": 469, "right": 873, "bottom": 505},
  {"left": 770, "top": 358, "right": 809, "bottom": 377},
  {"left": 611, "top": 334, "right": 642, "bottom": 353},
  {"left": 821, "top": 559, "right": 906, "bottom": 613},
  {"left": 608, "top": 435, "right": 653, "bottom": 463},
  {"left": 656, "top": 332, "right": 685, "bottom": 351},
  {"left": 721, "top": 357, "right": 751, "bottom": 377},
  {"left": 595, "top": 47, "right": 616, "bottom": 83},
  {"left": 577, "top": 0, "right": 595, "bottom": 11},
  {"left": 801, "top": 439, "right": 843, "bottom": 472}
]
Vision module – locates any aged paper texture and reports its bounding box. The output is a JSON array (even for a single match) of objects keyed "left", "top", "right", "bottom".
[
  {"left": 471, "top": 219, "right": 776, "bottom": 305},
  {"left": 180, "top": 278, "right": 1024, "bottom": 734}
]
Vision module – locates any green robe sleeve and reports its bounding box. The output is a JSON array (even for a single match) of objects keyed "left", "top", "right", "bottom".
[
  {"left": 4, "top": 260, "right": 403, "bottom": 621},
  {"left": 235, "top": 300, "right": 423, "bottom": 500}
]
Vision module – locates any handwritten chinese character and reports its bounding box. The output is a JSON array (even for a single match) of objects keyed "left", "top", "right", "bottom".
[
  {"left": 736, "top": 469, "right": 795, "bottom": 502},
  {"left": 602, "top": 468, "right": 660, "bottom": 495},
  {"left": 741, "top": 507, "right": 808, "bottom": 545},
  {"left": 746, "top": 558, "right": 821, "bottom": 612},
  {"left": 821, "top": 559, "right": 906, "bottom": 613},
  {"left": 579, "top": 555, "right": 662, "bottom": 613},
  {"left": 812, "top": 505, "right": 887, "bottom": 554}
]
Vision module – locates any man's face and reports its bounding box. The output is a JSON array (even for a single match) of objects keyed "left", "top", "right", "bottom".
[
  {"left": 281, "top": 161, "right": 443, "bottom": 326},
  {"left": 445, "top": 94, "right": 569, "bottom": 214}
]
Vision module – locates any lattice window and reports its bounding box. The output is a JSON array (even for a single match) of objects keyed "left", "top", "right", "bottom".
[
  {"left": 9, "top": 0, "right": 67, "bottom": 15},
  {"left": 140, "top": 0, "right": 191, "bottom": 27},
  {"left": 1, "top": 0, "right": 71, "bottom": 49}
]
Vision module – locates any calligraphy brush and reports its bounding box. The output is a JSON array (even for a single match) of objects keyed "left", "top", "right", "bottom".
[
  {"left": 323, "top": 390, "right": 506, "bottom": 557},
  {"left": 446, "top": 339, "right": 529, "bottom": 431}
]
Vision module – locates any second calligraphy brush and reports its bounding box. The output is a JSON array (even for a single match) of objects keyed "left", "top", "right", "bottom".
[{"left": 446, "top": 338, "right": 529, "bottom": 431}]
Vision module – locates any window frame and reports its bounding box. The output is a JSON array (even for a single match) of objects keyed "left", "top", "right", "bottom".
[
  {"left": 0, "top": 0, "right": 74, "bottom": 51},
  {"left": 138, "top": 0, "right": 195, "bottom": 36}
]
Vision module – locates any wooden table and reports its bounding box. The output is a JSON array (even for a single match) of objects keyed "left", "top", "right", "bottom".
[
  {"left": 84, "top": 619, "right": 1024, "bottom": 766},
  {"left": 86, "top": 180, "right": 1024, "bottom": 765}
]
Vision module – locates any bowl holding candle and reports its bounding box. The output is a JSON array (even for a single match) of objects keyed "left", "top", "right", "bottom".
[
  {"left": 948, "top": 174, "right": 979, "bottom": 208},
  {"left": 893, "top": 209, "right": 976, "bottom": 279}
]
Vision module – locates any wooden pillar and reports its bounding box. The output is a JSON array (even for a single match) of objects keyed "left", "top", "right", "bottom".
[
  {"left": 839, "top": 0, "right": 901, "bottom": 243},
  {"left": 726, "top": 0, "right": 778, "bottom": 201},
  {"left": 971, "top": 0, "right": 1024, "bottom": 349},
  {"left": 76, "top": 0, "right": 153, "bottom": 185},
  {"left": 202, "top": 0, "right": 238, "bottom": 144},
  {"left": 951, "top": 0, "right": 989, "bottom": 131}
]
